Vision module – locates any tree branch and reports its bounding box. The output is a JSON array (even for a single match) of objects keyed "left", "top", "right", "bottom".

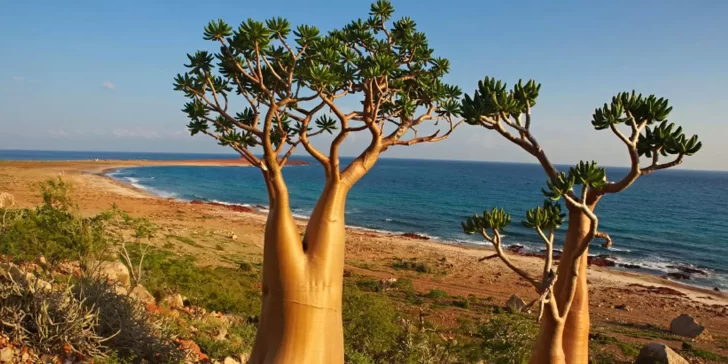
[
  {"left": 641, "top": 153, "right": 684, "bottom": 175},
  {"left": 490, "top": 230, "right": 540, "bottom": 290}
]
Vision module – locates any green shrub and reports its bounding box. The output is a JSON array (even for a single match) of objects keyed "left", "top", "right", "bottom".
[
  {"left": 392, "top": 278, "right": 415, "bottom": 294},
  {"left": 464, "top": 313, "right": 538, "bottom": 364},
  {"left": 125, "top": 245, "right": 261, "bottom": 315},
  {"left": 426, "top": 289, "right": 448, "bottom": 299},
  {"left": 392, "top": 258, "right": 431, "bottom": 273},
  {"left": 452, "top": 299, "right": 470, "bottom": 309},
  {"left": 682, "top": 342, "right": 727, "bottom": 361},
  {"left": 192, "top": 318, "right": 256, "bottom": 360},
  {"left": 0, "top": 178, "right": 111, "bottom": 270},
  {"left": 356, "top": 277, "right": 381, "bottom": 292},
  {"left": 343, "top": 285, "right": 401, "bottom": 362}
]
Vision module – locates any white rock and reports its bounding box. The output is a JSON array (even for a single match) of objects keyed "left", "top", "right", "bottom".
[
  {"left": 0, "top": 347, "right": 13, "bottom": 363},
  {"left": 223, "top": 356, "right": 239, "bottom": 364},
  {"left": 162, "top": 293, "right": 185, "bottom": 308},
  {"left": 506, "top": 294, "right": 526, "bottom": 313},
  {"left": 129, "top": 285, "right": 155, "bottom": 305},
  {"left": 95, "top": 261, "right": 131, "bottom": 288},
  {"left": 635, "top": 343, "right": 689, "bottom": 364}
]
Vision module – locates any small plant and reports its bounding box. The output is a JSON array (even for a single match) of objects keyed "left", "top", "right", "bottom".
[
  {"left": 464, "top": 313, "right": 538, "bottom": 364},
  {"left": 355, "top": 278, "right": 381, "bottom": 292},
  {"left": 343, "top": 285, "right": 401, "bottom": 362},
  {"left": 426, "top": 289, "right": 448, "bottom": 299},
  {"left": 682, "top": 342, "right": 727, "bottom": 361},
  {"left": 392, "top": 258, "right": 432, "bottom": 273},
  {"left": 452, "top": 298, "right": 470, "bottom": 309}
]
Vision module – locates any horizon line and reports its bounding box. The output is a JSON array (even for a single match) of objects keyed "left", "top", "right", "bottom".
[{"left": 1, "top": 148, "right": 725, "bottom": 173}]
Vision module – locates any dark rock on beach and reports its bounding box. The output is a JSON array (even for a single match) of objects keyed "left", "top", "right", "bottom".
[
  {"left": 667, "top": 265, "right": 708, "bottom": 276},
  {"left": 507, "top": 245, "right": 524, "bottom": 254},
  {"left": 587, "top": 255, "right": 616, "bottom": 267},
  {"left": 401, "top": 232, "right": 430, "bottom": 240},
  {"left": 666, "top": 272, "right": 691, "bottom": 280}
]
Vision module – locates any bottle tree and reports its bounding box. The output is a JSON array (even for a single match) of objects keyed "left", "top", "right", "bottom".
[
  {"left": 174, "top": 1, "right": 462, "bottom": 362},
  {"left": 460, "top": 78, "right": 701, "bottom": 363}
]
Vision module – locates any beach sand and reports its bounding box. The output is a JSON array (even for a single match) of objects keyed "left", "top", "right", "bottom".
[{"left": 1, "top": 159, "right": 727, "bottom": 356}]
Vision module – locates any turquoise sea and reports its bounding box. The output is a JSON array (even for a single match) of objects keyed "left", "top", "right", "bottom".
[{"left": 2, "top": 149, "right": 727, "bottom": 289}]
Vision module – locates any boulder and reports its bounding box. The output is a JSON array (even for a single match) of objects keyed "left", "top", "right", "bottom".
[
  {"left": 1, "top": 263, "right": 51, "bottom": 292},
  {"left": 129, "top": 285, "right": 156, "bottom": 305},
  {"left": 635, "top": 343, "right": 688, "bottom": 364},
  {"left": 96, "top": 261, "right": 131, "bottom": 288},
  {"left": 0, "top": 347, "right": 14, "bottom": 363},
  {"left": 162, "top": 293, "right": 185, "bottom": 308},
  {"left": 670, "top": 314, "right": 705, "bottom": 338},
  {"left": 223, "top": 357, "right": 239, "bottom": 364},
  {"left": 506, "top": 294, "right": 527, "bottom": 313}
]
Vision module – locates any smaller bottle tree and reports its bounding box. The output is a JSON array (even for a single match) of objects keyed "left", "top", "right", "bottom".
[{"left": 460, "top": 77, "right": 702, "bottom": 364}]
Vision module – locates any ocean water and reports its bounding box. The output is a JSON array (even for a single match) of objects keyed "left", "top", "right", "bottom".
[{"left": 2, "top": 150, "right": 727, "bottom": 289}]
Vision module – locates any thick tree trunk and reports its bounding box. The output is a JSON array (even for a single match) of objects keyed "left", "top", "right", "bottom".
[
  {"left": 559, "top": 208, "right": 592, "bottom": 364},
  {"left": 530, "top": 206, "right": 593, "bottom": 364},
  {"left": 530, "top": 314, "right": 566, "bottom": 364},
  {"left": 249, "top": 185, "right": 348, "bottom": 364}
]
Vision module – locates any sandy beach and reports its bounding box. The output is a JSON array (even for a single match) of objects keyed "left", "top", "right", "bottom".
[{"left": 1, "top": 159, "right": 727, "bottom": 358}]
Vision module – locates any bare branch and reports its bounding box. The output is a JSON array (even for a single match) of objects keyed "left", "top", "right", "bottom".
[
  {"left": 641, "top": 153, "right": 684, "bottom": 175},
  {"left": 490, "top": 230, "right": 540, "bottom": 289}
]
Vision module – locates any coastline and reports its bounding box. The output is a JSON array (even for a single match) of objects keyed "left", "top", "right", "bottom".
[
  {"left": 97, "top": 161, "right": 727, "bottom": 302},
  {"left": 1, "top": 159, "right": 727, "bottom": 342}
]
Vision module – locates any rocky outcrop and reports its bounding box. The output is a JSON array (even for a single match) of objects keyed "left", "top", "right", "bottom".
[
  {"left": 95, "top": 261, "right": 131, "bottom": 288},
  {"left": 670, "top": 314, "right": 705, "bottom": 338},
  {"left": 506, "top": 294, "right": 527, "bottom": 313},
  {"left": 129, "top": 285, "right": 156, "bottom": 305},
  {"left": 635, "top": 343, "right": 688, "bottom": 364},
  {"left": 0, "top": 263, "right": 51, "bottom": 292},
  {"left": 162, "top": 293, "right": 185, "bottom": 308}
]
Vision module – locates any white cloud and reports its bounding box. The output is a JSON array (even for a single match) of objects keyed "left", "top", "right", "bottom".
[
  {"left": 102, "top": 81, "right": 116, "bottom": 89},
  {"left": 112, "top": 128, "right": 161, "bottom": 139},
  {"left": 12, "top": 77, "right": 24, "bottom": 82},
  {"left": 47, "top": 129, "right": 69, "bottom": 137}
]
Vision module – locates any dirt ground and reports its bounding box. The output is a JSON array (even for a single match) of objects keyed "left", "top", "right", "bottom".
[{"left": 2, "top": 159, "right": 727, "bottom": 361}]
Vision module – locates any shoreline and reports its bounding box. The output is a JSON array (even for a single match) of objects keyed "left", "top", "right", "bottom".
[
  {"left": 1, "top": 159, "right": 726, "bottom": 309},
  {"left": 98, "top": 162, "right": 728, "bottom": 303}
]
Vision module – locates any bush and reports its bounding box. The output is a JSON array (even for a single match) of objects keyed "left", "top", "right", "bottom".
[
  {"left": 426, "top": 289, "right": 448, "bottom": 299},
  {"left": 0, "top": 271, "right": 105, "bottom": 358},
  {"left": 343, "top": 285, "right": 401, "bottom": 362},
  {"left": 464, "top": 313, "right": 538, "bottom": 364},
  {"left": 125, "top": 245, "right": 261, "bottom": 316},
  {"left": 0, "top": 178, "right": 111, "bottom": 270},
  {"left": 356, "top": 277, "right": 381, "bottom": 292},
  {"left": 392, "top": 258, "right": 431, "bottom": 273},
  {"left": 73, "top": 277, "right": 184, "bottom": 362}
]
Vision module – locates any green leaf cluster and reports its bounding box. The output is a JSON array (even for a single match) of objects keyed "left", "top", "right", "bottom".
[
  {"left": 522, "top": 201, "right": 565, "bottom": 230},
  {"left": 461, "top": 207, "right": 511, "bottom": 235},
  {"left": 174, "top": 1, "right": 462, "bottom": 153},
  {"left": 542, "top": 161, "right": 606, "bottom": 201},
  {"left": 592, "top": 91, "right": 701, "bottom": 157},
  {"left": 461, "top": 76, "right": 540, "bottom": 125},
  {"left": 638, "top": 120, "right": 702, "bottom": 157}
]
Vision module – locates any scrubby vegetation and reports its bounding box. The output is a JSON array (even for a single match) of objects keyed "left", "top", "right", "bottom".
[{"left": 2, "top": 179, "right": 726, "bottom": 363}]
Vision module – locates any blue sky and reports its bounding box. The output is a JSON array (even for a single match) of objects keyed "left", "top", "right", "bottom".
[{"left": 1, "top": 0, "right": 726, "bottom": 170}]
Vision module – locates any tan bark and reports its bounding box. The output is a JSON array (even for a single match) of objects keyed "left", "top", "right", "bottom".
[
  {"left": 530, "top": 312, "right": 566, "bottom": 364},
  {"left": 530, "top": 204, "right": 594, "bottom": 364},
  {"left": 249, "top": 184, "right": 348, "bottom": 364}
]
